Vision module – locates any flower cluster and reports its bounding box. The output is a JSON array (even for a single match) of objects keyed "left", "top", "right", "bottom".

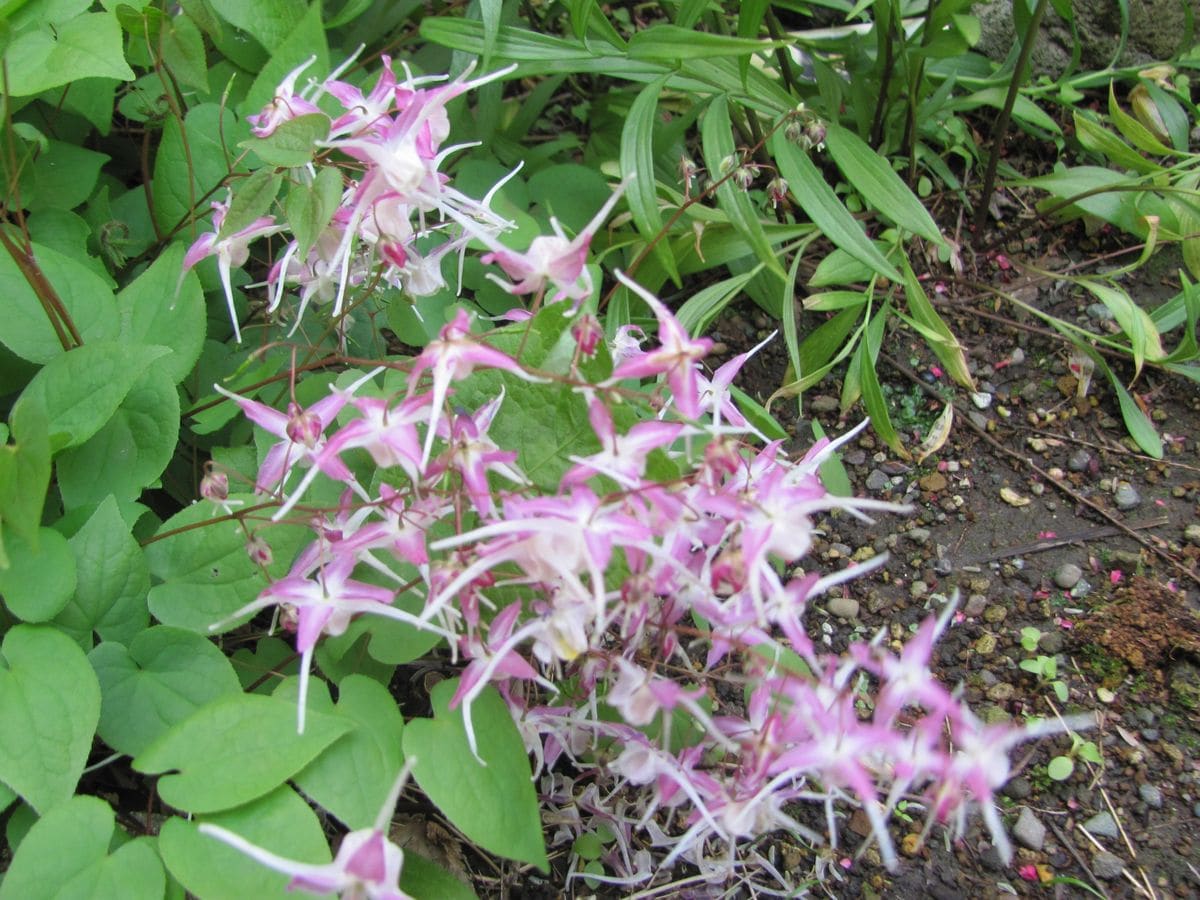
[
  {"left": 184, "top": 54, "right": 625, "bottom": 342},
  {"left": 197, "top": 55, "right": 1058, "bottom": 897}
]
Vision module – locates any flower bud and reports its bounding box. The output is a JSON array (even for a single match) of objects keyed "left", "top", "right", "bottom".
[
  {"left": 200, "top": 469, "right": 229, "bottom": 502},
  {"left": 247, "top": 534, "right": 273, "bottom": 567},
  {"left": 285, "top": 403, "right": 323, "bottom": 448},
  {"left": 571, "top": 314, "right": 604, "bottom": 357},
  {"left": 767, "top": 177, "right": 789, "bottom": 209}
]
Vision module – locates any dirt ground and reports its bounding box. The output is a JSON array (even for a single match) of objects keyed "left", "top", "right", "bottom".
[{"left": 702, "top": 235, "right": 1200, "bottom": 898}]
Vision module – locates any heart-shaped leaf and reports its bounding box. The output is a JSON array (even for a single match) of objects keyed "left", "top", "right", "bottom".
[
  {"left": 404, "top": 679, "right": 547, "bottom": 871},
  {"left": 0, "top": 795, "right": 163, "bottom": 900},
  {"left": 0, "top": 527, "right": 76, "bottom": 622},
  {"left": 134, "top": 692, "right": 351, "bottom": 813},
  {"left": 89, "top": 626, "right": 242, "bottom": 757},
  {"left": 0, "top": 626, "right": 101, "bottom": 813}
]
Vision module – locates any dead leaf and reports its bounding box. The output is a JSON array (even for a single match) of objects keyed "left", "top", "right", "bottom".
[
  {"left": 913, "top": 404, "right": 953, "bottom": 464},
  {"left": 999, "top": 487, "right": 1031, "bottom": 507}
]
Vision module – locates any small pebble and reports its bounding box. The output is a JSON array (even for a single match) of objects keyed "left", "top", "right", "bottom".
[
  {"left": 1009, "top": 348, "right": 1025, "bottom": 365},
  {"left": 964, "top": 594, "right": 988, "bottom": 617},
  {"left": 1138, "top": 783, "right": 1163, "bottom": 808},
  {"left": 1082, "top": 811, "right": 1119, "bottom": 838},
  {"left": 1142, "top": 728, "right": 1159, "bottom": 742},
  {"left": 809, "top": 395, "right": 839, "bottom": 413},
  {"left": 1003, "top": 777, "right": 1032, "bottom": 801},
  {"left": 1013, "top": 807, "right": 1046, "bottom": 851},
  {"left": 1092, "top": 851, "right": 1125, "bottom": 881},
  {"left": 866, "top": 469, "right": 891, "bottom": 492},
  {"left": 1114, "top": 482, "right": 1141, "bottom": 510},
  {"left": 970, "top": 391, "right": 993, "bottom": 409},
  {"left": 1070, "top": 578, "right": 1091, "bottom": 599},
  {"left": 1067, "top": 448, "right": 1092, "bottom": 472},
  {"left": 906, "top": 527, "right": 931, "bottom": 545},
  {"left": 826, "top": 596, "right": 860, "bottom": 620},
  {"left": 983, "top": 605, "right": 1007, "bottom": 624},
  {"left": 1054, "top": 563, "right": 1083, "bottom": 590},
  {"left": 1184, "top": 524, "right": 1200, "bottom": 546},
  {"left": 1020, "top": 382, "right": 1040, "bottom": 403},
  {"left": 1037, "top": 632, "right": 1064, "bottom": 655}
]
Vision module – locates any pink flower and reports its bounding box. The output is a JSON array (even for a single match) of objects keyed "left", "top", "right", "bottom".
[
  {"left": 608, "top": 272, "right": 713, "bottom": 419},
  {"left": 246, "top": 55, "right": 323, "bottom": 138}
]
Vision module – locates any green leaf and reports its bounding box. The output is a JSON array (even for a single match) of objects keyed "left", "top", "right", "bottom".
[
  {"left": 1071, "top": 341, "right": 1163, "bottom": 458},
  {"left": 0, "top": 625, "right": 101, "bottom": 813},
  {"left": 621, "top": 76, "right": 679, "bottom": 285},
  {"left": 158, "top": 787, "right": 331, "bottom": 900},
  {"left": 14, "top": 342, "right": 169, "bottom": 451},
  {"left": 145, "top": 498, "right": 309, "bottom": 633},
  {"left": 0, "top": 240, "right": 119, "bottom": 364},
  {"left": 701, "top": 96, "right": 785, "bottom": 279},
  {"left": 242, "top": 1, "right": 329, "bottom": 121},
  {"left": 769, "top": 130, "right": 901, "bottom": 282},
  {"left": 19, "top": 140, "right": 109, "bottom": 211},
  {"left": 0, "top": 527, "right": 75, "bottom": 622},
  {"left": 243, "top": 113, "right": 332, "bottom": 168},
  {"left": 2, "top": 12, "right": 134, "bottom": 97},
  {"left": 824, "top": 124, "right": 944, "bottom": 245},
  {"left": 627, "top": 24, "right": 785, "bottom": 59},
  {"left": 1046, "top": 755, "right": 1074, "bottom": 781},
  {"left": 1076, "top": 279, "right": 1164, "bottom": 376},
  {"left": 53, "top": 496, "right": 150, "bottom": 648},
  {"left": 219, "top": 168, "right": 282, "bottom": 241},
  {"left": 288, "top": 675, "right": 405, "bottom": 829},
  {"left": 1108, "top": 83, "right": 1178, "bottom": 157},
  {"left": 400, "top": 853, "right": 478, "bottom": 900},
  {"left": 0, "top": 796, "right": 163, "bottom": 900},
  {"left": 116, "top": 243, "right": 206, "bottom": 384},
  {"left": 152, "top": 103, "right": 251, "bottom": 235},
  {"left": 1072, "top": 112, "right": 1161, "bottom": 175},
  {"left": 405, "top": 679, "right": 548, "bottom": 870},
  {"left": 57, "top": 364, "right": 180, "bottom": 506},
  {"left": 0, "top": 402, "right": 51, "bottom": 561},
  {"left": 89, "top": 627, "right": 242, "bottom": 757},
  {"left": 206, "top": 0, "right": 305, "bottom": 51},
  {"left": 286, "top": 166, "right": 344, "bottom": 258},
  {"left": 134, "top": 692, "right": 352, "bottom": 814},
  {"left": 675, "top": 268, "right": 762, "bottom": 335},
  {"left": 900, "top": 258, "right": 975, "bottom": 388}
]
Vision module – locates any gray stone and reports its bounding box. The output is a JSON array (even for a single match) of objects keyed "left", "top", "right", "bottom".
[
  {"left": 1185, "top": 523, "right": 1200, "bottom": 546},
  {"left": 865, "top": 469, "right": 891, "bottom": 492},
  {"left": 1037, "top": 631, "right": 1064, "bottom": 655},
  {"left": 809, "top": 394, "right": 839, "bottom": 413},
  {"left": 1003, "top": 776, "right": 1032, "bottom": 801},
  {"left": 826, "top": 596, "right": 860, "bottom": 620},
  {"left": 1138, "top": 783, "right": 1163, "bottom": 809},
  {"left": 1020, "top": 381, "right": 1040, "bottom": 403},
  {"left": 1070, "top": 578, "right": 1092, "bottom": 599},
  {"left": 906, "top": 527, "right": 931, "bottom": 545},
  {"left": 1092, "top": 851, "right": 1125, "bottom": 881},
  {"left": 1068, "top": 449, "right": 1092, "bottom": 472},
  {"left": 1013, "top": 807, "right": 1046, "bottom": 851},
  {"left": 1054, "top": 563, "right": 1083, "bottom": 590},
  {"left": 1114, "top": 482, "right": 1141, "bottom": 510},
  {"left": 1082, "top": 811, "right": 1119, "bottom": 838},
  {"left": 1141, "top": 728, "right": 1159, "bottom": 742},
  {"left": 964, "top": 594, "right": 988, "bottom": 618},
  {"left": 968, "top": 411, "right": 989, "bottom": 430}
]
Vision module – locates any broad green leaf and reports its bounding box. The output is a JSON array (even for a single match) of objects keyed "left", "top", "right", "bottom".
[
  {"left": 219, "top": 169, "right": 282, "bottom": 241},
  {"left": 621, "top": 76, "right": 679, "bottom": 284},
  {"left": 1024, "top": 165, "right": 1162, "bottom": 237},
  {"left": 53, "top": 496, "right": 150, "bottom": 648},
  {"left": 809, "top": 246, "right": 876, "bottom": 287},
  {"left": 145, "top": 497, "right": 309, "bottom": 633},
  {"left": 2, "top": 12, "right": 134, "bottom": 97},
  {"left": 286, "top": 166, "right": 344, "bottom": 258},
  {"left": 288, "top": 675, "right": 405, "bottom": 829},
  {"left": 701, "top": 96, "right": 785, "bottom": 279},
  {"left": 1108, "top": 83, "right": 1178, "bottom": 157},
  {"left": 769, "top": 130, "right": 901, "bottom": 282},
  {"left": 160, "top": 10, "right": 210, "bottom": 92},
  {"left": 0, "top": 796, "right": 163, "bottom": 900},
  {"left": 242, "top": 1, "right": 329, "bottom": 119},
  {"left": 152, "top": 103, "right": 251, "bottom": 235},
  {"left": 242, "top": 113, "right": 332, "bottom": 168},
  {"left": 89, "top": 627, "right": 241, "bottom": 757},
  {"left": 56, "top": 364, "right": 180, "bottom": 506},
  {"left": 627, "top": 24, "right": 785, "bottom": 59},
  {"left": 824, "top": 124, "right": 943, "bottom": 245},
  {"left": 1077, "top": 279, "right": 1165, "bottom": 375},
  {"left": 0, "top": 527, "right": 75, "bottom": 622},
  {"left": 0, "top": 240, "right": 119, "bottom": 364},
  {"left": 1064, "top": 338, "right": 1163, "bottom": 458},
  {"left": 116, "top": 243, "right": 206, "bottom": 384},
  {"left": 900, "top": 259, "right": 975, "bottom": 388},
  {"left": 401, "top": 853, "right": 478, "bottom": 900},
  {"left": 19, "top": 140, "right": 109, "bottom": 211},
  {"left": 14, "top": 342, "right": 169, "bottom": 451},
  {"left": 405, "top": 679, "right": 548, "bottom": 870},
  {"left": 134, "top": 692, "right": 351, "bottom": 813},
  {"left": 158, "top": 787, "right": 331, "bottom": 900},
  {"left": 951, "top": 87, "right": 1060, "bottom": 134},
  {"left": 206, "top": 0, "right": 305, "bottom": 51},
  {"left": 0, "top": 402, "right": 51, "bottom": 562},
  {"left": 0, "top": 626, "right": 101, "bottom": 813}
]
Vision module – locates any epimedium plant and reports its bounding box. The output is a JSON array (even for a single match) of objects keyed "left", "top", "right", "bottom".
[{"left": 0, "top": 2, "right": 1102, "bottom": 898}]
